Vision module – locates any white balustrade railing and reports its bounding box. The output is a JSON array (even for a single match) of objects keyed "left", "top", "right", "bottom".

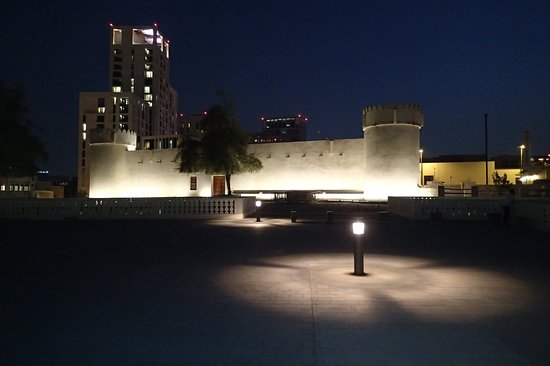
[{"left": 0, "top": 197, "right": 256, "bottom": 220}]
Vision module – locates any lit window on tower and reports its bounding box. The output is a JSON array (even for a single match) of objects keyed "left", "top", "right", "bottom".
[
  {"left": 133, "top": 28, "right": 154, "bottom": 45},
  {"left": 112, "top": 29, "right": 122, "bottom": 45}
]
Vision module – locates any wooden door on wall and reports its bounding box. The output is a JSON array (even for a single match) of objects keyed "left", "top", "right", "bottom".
[{"left": 212, "top": 176, "right": 225, "bottom": 196}]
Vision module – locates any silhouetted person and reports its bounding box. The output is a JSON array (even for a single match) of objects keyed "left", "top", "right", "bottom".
[{"left": 502, "top": 188, "right": 515, "bottom": 225}]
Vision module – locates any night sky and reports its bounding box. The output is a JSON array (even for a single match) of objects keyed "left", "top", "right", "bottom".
[{"left": 3, "top": 0, "right": 549, "bottom": 177}]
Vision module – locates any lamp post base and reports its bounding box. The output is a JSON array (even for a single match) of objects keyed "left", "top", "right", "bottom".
[{"left": 353, "top": 237, "right": 364, "bottom": 276}]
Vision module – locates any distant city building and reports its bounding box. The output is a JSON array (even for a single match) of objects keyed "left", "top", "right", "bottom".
[
  {"left": 0, "top": 175, "right": 66, "bottom": 199},
  {"left": 530, "top": 154, "right": 550, "bottom": 166},
  {"left": 178, "top": 113, "right": 205, "bottom": 139},
  {"left": 252, "top": 115, "right": 307, "bottom": 143},
  {"left": 77, "top": 24, "right": 179, "bottom": 197}
]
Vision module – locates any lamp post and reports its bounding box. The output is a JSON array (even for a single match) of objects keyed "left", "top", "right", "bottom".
[
  {"left": 519, "top": 144, "right": 525, "bottom": 172},
  {"left": 352, "top": 219, "right": 366, "bottom": 276},
  {"left": 419, "top": 149, "right": 424, "bottom": 186},
  {"left": 255, "top": 200, "right": 262, "bottom": 222}
]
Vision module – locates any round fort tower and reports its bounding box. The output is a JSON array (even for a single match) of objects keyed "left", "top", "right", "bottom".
[
  {"left": 88, "top": 129, "right": 137, "bottom": 198},
  {"left": 362, "top": 104, "right": 424, "bottom": 201}
]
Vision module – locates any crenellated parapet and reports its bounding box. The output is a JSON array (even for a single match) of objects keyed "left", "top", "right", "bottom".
[
  {"left": 362, "top": 103, "right": 424, "bottom": 129},
  {"left": 89, "top": 128, "right": 137, "bottom": 148}
]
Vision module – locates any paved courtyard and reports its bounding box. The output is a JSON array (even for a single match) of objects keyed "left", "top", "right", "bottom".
[{"left": 1, "top": 204, "right": 550, "bottom": 365}]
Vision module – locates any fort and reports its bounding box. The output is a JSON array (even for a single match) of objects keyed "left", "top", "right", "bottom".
[{"left": 88, "top": 103, "right": 426, "bottom": 201}]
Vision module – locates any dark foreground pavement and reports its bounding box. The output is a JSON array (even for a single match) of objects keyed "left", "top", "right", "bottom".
[{"left": 1, "top": 206, "right": 550, "bottom": 365}]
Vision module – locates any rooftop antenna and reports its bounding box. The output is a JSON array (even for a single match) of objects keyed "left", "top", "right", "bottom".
[{"left": 484, "top": 113, "right": 488, "bottom": 185}]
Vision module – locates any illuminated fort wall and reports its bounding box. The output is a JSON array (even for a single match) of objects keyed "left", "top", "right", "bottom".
[
  {"left": 231, "top": 139, "right": 365, "bottom": 194},
  {"left": 89, "top": 129, "right": 213, "bottom": 198},
  {"left": 88, "top": 104, "right": 433, "bottom": 200}
]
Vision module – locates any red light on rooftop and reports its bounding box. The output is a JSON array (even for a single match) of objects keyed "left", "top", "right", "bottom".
[
  {"left": 109, "top": 23, "right": 114, "bottom": 27},
  {"left": 154, "top": 23, "right": 158, "bottom": 27}
]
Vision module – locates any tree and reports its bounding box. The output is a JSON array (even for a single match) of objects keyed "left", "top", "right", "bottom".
[
  {"left": 0, "top": 83, "right": 48, "bottom": 177},
  {"left": 176, "top": 103, "right": 262, "bottom": 195}
]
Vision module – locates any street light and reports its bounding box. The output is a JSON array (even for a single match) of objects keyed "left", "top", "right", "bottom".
[
  {"left": 419, "top": 149, "right": 424, "bottom": 186},
  {"left": 519, "top": 144, "right": 525, "bottom": 172},
  {"left": 352, "top": 219, "right": 366, "bottom": 276},
  {"left": 255, "top": 200, "right": 262, "bottom": 222}
]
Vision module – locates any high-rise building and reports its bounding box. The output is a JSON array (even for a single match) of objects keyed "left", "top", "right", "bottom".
[
  {"left": 77, "top": 24, "right": 178, "bottom": 197},
  {"left": 251, "top": 115, "right": 308, "bottom": 143},
  {"left": 109, "top": 24, "right": 178, "bottom": 136}
]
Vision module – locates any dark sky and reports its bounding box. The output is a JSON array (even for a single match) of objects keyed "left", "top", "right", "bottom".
[{"left": 3, "top": 0, "right": 550, "bottom": 177}]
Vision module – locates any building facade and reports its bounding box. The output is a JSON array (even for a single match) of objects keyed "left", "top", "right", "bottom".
[
  {"left": 78, "top": 24, "right": 179, "bottom": 197},
  {"left": 78, "top": 92, "right": 149, "bottom": 195}
]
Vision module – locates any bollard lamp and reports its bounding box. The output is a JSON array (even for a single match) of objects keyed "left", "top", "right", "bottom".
[
  {"left": 352, "top": 219, "right": 366, "bottom": 275},
  {"left": 255, "top": 200, "right": 262, "bottom": 222}
]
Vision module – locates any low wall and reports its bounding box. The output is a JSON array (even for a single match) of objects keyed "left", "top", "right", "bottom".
[
  {"left": 388, "top": 196, "right": 550, "bottom": 232},
  {"left": 514, "top": 198, "right": 550, "bottom": 232},
  {"left": 0, "top": 197, "right": 256, "bottom": 220}
]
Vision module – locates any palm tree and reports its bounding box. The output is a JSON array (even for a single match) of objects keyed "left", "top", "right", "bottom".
[{"left": 176, "top": 103, "right": 262, "bottom": 195}]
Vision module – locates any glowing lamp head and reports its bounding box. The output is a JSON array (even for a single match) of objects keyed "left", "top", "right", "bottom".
[
  {"left": 255, "top": 200, "right": 262, "bottom": 208},
  {"left": 352, "top": 221, "right": 365, "bottom": 235}
]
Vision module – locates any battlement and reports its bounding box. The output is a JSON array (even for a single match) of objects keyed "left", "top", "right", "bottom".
[
  {"left": 89, "top": 128, "right": 137, "bottom": 149},
  {"left": 363, "top": 103, "right": 422, "bottom": 112},
  {"left": 362, "top": 103, "right": 424, "bottom": 128}
]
